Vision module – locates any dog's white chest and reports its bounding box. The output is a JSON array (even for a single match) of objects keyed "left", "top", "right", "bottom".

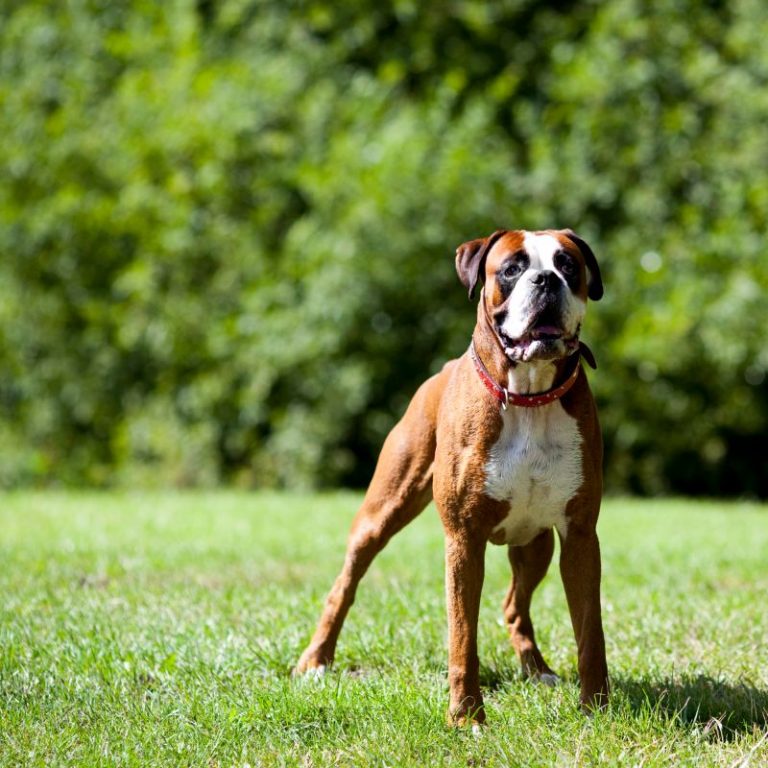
[{"left": 484, "top": 403, "right": 583, "bottom": 546}]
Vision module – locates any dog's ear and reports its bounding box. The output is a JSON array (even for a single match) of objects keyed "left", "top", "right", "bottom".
[
  {"left": 455, "top": 229, "right": 507, "bottom": 300},
  {"left": 562, "top": 229, "right": 603, "bottom": 301}
]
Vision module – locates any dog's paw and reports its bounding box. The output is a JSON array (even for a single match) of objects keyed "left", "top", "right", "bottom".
[
  {"left": 537, "top": 672, "right": 560, "bottom": 687},
  {"left": 523, "top": 667, "right": 561, "bottom": 687},
  {"left": 448, "top": 701, "right": 486, "bottom": 731},
  {"left": 449, "top": 714, "right": 486, "bottom": 732},
  {"left": 580, "top": 688, "right": 609, "bottom": 715},
  {"left": 292, "top": 650, "right": 330, "bottom": 679},
  {"left": 295, "top": 663, "right": 327, "bottom": 679}
]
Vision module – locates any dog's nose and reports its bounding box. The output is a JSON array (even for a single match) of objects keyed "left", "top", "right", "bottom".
[{"left": 532, "top": 270, "right": 559, "bottom": 292}]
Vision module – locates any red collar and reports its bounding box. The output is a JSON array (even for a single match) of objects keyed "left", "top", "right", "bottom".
[{"left": 469, "top": 340, "right": 586, "bottom": 409}]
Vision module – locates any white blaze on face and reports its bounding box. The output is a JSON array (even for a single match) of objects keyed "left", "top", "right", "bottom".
[{"left": 497, "top": 232, "right": 586, "bottom": 342}]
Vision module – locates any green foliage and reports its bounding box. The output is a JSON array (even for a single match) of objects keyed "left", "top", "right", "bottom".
[{"left": 0, "top": 0, "right": 766, "bottom": 493}]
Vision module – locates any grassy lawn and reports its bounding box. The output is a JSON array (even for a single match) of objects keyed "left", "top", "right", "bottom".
[{"left": 1, "top": 492, "right": 767, "bottom": 766}]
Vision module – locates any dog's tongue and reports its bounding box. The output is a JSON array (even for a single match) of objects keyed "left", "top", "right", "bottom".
[{"left": 531, "top": 325, "right": 562, "bottom": 339}]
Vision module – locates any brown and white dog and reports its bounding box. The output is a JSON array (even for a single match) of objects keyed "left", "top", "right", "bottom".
[{"left": 295, "top": 229, "right": 609, "bottom": 725}]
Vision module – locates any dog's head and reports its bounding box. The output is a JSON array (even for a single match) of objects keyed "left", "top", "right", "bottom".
[{"left": 456, "top": 229, "right": 602, "bottom": 362}]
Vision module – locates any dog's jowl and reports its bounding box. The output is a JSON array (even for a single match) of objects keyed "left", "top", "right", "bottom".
[{"left": 295, "top": 229, "right": 609, "bottom": 725}]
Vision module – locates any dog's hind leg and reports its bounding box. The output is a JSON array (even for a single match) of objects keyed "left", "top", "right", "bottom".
[
  {"left": 294, "top": 368, "right": 450, "bottom": 675},
  {"left": 502, "top": 528, "right": 558, "bottom": 683}
]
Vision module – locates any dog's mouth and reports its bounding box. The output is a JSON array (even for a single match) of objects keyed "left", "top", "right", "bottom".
[{"left": 498, "top": 310, "right": 578, "bottom": 360}]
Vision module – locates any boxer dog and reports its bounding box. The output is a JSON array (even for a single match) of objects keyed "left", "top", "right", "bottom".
[{"left": 295, "top": 229, "right": 608, "bottom": 725}]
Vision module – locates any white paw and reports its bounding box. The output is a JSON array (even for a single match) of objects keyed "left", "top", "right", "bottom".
[
  {"left": 293, "top": 663, "right": 327, "bottom": 681},
  {"left": 471, "top": 723, "right": 483, "bottom": 737},
  {"left": 305, "top": 664, "right": 327, "bottom": 679}
]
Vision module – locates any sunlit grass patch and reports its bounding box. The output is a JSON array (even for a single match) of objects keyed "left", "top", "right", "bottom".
[{"left": 0, "top": 492, "right": 766, "bottom": 766}]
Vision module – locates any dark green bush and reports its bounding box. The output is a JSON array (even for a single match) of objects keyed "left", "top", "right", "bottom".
[{"left": 1, "top": 0, "right": 766, "bottom": 495}]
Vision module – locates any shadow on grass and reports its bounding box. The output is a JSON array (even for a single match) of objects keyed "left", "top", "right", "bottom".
[
  {"left": 477, "top": 663, "right": 768, "bottom": 738},
  {"left": 614, "top": 674, "right": 768, "bottom": 739}
]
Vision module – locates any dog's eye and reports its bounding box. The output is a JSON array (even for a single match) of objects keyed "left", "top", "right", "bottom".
[
  {"left": 500, "top": 258, "right": 527, "bottom": 280},
  {"left": 557, "top": 253, "right": 577, "bottom": 277}
]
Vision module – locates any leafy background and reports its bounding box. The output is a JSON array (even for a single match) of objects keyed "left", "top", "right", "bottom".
[{"left": 1, "top": 0, "right": 766, "bottom": 496}]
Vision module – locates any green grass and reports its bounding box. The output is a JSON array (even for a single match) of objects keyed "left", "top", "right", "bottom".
[{"left": 1, "top": 492, "right": 767, "bottom": 767}]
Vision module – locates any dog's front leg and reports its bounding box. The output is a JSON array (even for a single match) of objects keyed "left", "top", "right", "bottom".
[
  {"left": 444, "top": 532, "right": 487, "bottom": 726},
  {"left": 558, "top": 524, "right": 609, "bottom": 711}
]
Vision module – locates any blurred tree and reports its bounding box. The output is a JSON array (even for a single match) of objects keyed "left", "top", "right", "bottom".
[{"left": 0, "top": 0, "right": 766, "bottom": 495}]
